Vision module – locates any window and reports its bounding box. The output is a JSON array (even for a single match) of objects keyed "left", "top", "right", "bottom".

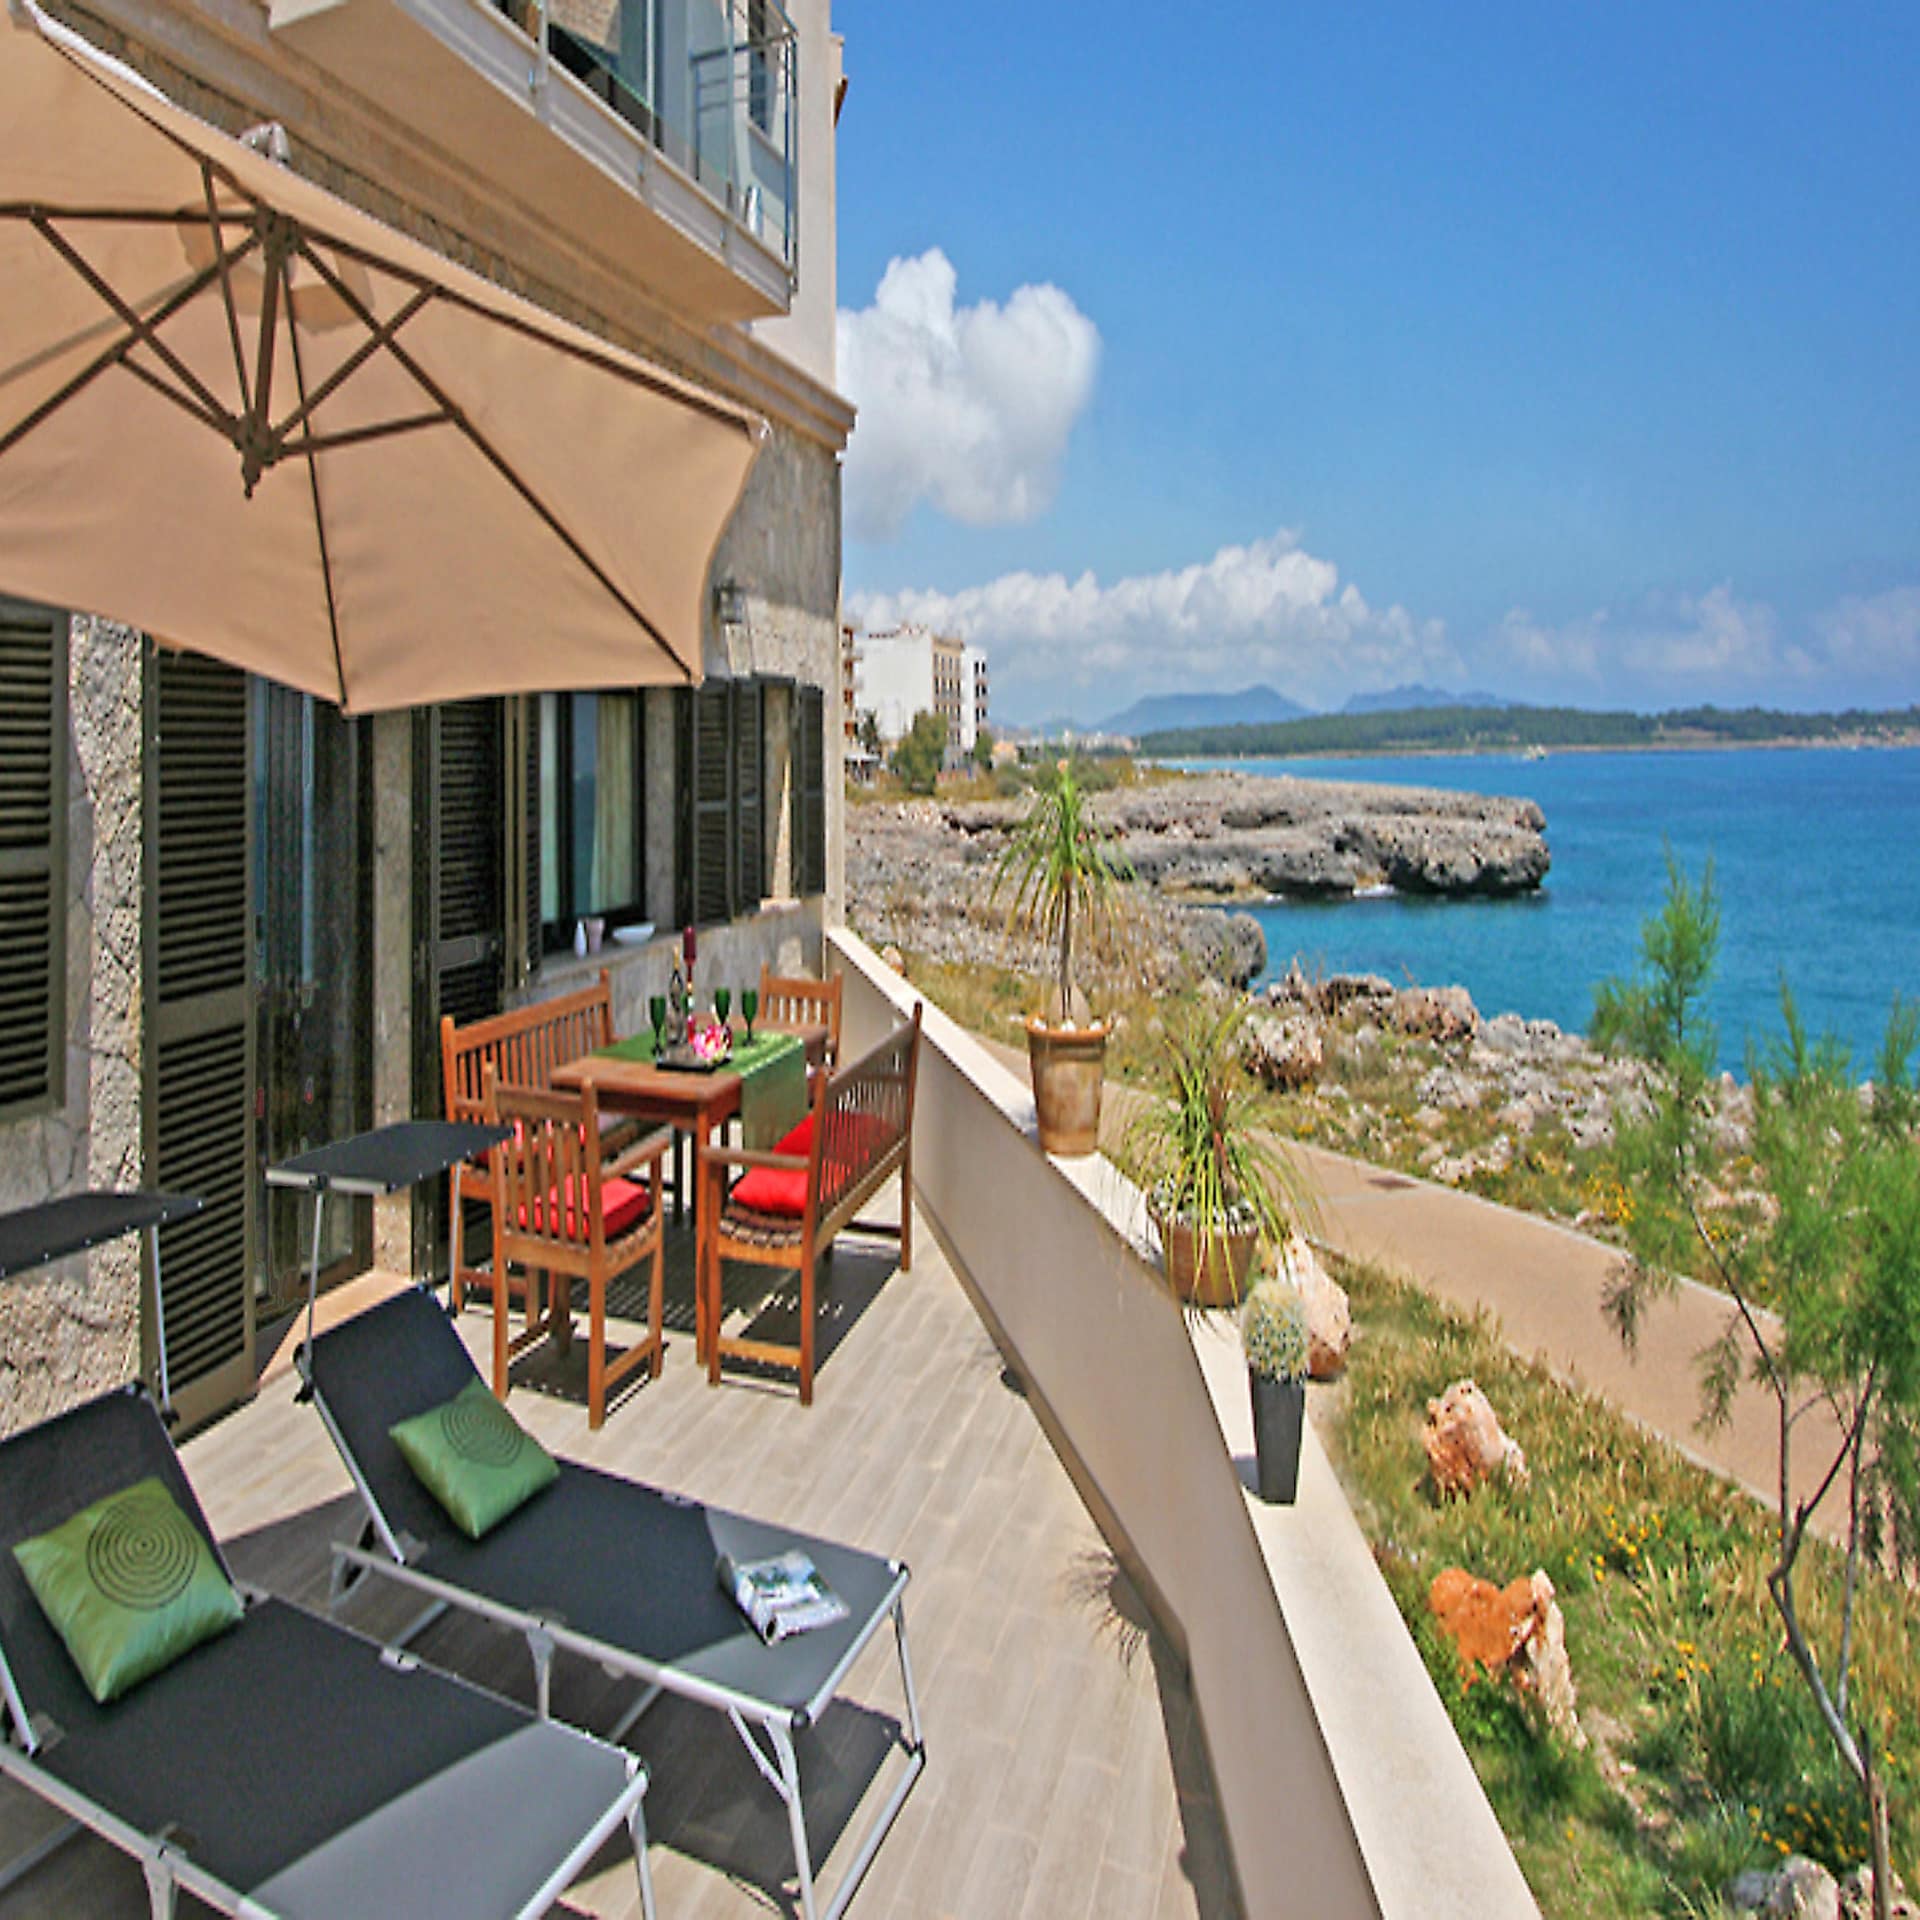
[
  {"left": 537, "top": 691, "right": 646, "bottom": 947},
  {"left": 0, "top": 600, "right": 66, "bottom": 1119},
  {"left": 747, "top": 0, "right": 773, "bottom": 134}
]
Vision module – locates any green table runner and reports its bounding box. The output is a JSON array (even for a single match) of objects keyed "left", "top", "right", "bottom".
[{"left": 597, "top": 1029, "right": 808, "bottom": 1148}]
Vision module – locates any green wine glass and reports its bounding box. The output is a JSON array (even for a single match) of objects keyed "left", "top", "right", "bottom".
[
  {"left": 713, "top": 985, "right": 732, "bottom": 1030},
  {"left": 647, "top": 994, "right": 667, "bottom": 1052},
  {"left": 741, "top": 986, "right": 758, "bottom": 1040}
]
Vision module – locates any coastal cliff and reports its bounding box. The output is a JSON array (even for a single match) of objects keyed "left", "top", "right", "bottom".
[
  {"left": 847, "top": 768, "right": 1550, "bottom": 992},
  {"left": 943, "top": 770, "right": 1550, "bottom": 901}
]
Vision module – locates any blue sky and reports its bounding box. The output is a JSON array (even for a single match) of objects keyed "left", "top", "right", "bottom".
[{"left": 831, "top": 3, "right": 1920, "bottom": 727}]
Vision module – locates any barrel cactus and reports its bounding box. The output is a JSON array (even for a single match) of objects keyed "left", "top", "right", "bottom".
[{"left": 1241, "top": 1279, "right": 1310, "bottom": 1384}]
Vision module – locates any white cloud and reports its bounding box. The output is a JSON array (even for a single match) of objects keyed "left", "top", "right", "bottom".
[
  {"left": 848, "top": 530, "right": 1463, "bottom": 709},
  {"left": 1489, "top": 585, "right": 1803, "bottom": 696},
  {"left": 1815, "top": 587, "right": 1920, "bottom": 680},
  {"left": 837, "top": 250, "right": 1100, "bottom": 542}
]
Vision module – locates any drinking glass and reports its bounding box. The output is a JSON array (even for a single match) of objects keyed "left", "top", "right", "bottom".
[
  {"left": 714, "top": 985, "right": 732, "bottom": 1029},
  {"left": 741, "top": 986, "right": 758, "bottom": 1040},
  {"left": 647, "top": 994, "right": 666, "bottom": 1051}
]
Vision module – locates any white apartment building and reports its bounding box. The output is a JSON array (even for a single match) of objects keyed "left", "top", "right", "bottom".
[
  {"left": 962, "top": 645, "right": 990, "bottom": 754},
  {"left": 853, "top": 624, "right": 971, "bottom": 757}
]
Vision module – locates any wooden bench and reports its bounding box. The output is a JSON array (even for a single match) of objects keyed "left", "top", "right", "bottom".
[
  {"left": 697, "top": 1003, "right": 921, "bottom": 1403},
  {"left": 440, "top": 969, "right": 630, "bottom": 1317}
]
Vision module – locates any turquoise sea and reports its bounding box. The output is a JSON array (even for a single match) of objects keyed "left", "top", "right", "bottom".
[{"left": 1176, "top": 747, "right": 1920, "bottom": 1076}]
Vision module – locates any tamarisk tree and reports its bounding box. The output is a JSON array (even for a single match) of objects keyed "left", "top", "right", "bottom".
[{"left": 1596, "top": 858, "right": 1920, "bottom": 1917}]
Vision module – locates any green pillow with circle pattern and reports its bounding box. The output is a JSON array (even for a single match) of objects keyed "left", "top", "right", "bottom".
[
  {"left": 389, "top": 1377, "right": 558, "bottom": 1540},
  {"left": 13, "top": 1476, "right": 244, "bottom": 1705}
]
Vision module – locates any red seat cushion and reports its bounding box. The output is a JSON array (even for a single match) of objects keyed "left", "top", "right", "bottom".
[
  {"left": 729, "top": 1164, "right": 809, "bottom": 1219},
  {"left": 774, "top": 1115, "right": 814, "bottom": 1156},
  {"left": 518, "top": 1173, "right": 651, "bottom": 1240}
]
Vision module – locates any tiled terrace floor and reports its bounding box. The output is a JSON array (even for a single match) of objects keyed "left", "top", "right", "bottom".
[{"left": 0, "top": 1209, "right": 1236, "bottom": 1919}]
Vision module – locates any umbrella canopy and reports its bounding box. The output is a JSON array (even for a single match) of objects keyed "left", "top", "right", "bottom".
[{"left": 0, "top": 1, "right": 766, "bottom": 711}]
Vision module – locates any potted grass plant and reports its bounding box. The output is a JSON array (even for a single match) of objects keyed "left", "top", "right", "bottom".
[
  {"left": 991, "top": 759, "right": 1134, "bottom": 1155},
  {"left": 1126, "top": 997, "right": 1302, "bottom": 1305},
  {"left": 1241, "top": 1278, "right": 1310, "bottom": 1504}
]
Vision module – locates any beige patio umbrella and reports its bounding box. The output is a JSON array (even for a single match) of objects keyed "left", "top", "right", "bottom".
[{"left": 0, "top": 0, "right": 766, "bottom": 711}]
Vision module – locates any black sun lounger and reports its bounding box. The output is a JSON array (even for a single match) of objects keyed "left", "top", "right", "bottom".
[
  {"left": 0, "top": 1383, "right": 655, "bottom": 1920},
  {"left": 307, "top": 1285, "right": 926, "bottom": 1920}
]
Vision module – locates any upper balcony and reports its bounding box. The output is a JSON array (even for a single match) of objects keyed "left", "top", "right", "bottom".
[{"left": 268, "top": 0, "right": 798, "bottom": 322}]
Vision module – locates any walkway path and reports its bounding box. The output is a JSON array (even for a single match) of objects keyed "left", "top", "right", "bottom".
[{"left": 980, "top": 1032, "right": 1846, "bottom": 1535}]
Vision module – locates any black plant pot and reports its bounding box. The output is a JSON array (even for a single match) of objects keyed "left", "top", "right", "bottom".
[{"left": 1249, "top": 1370, "right": 1305, "bottom": 1505}]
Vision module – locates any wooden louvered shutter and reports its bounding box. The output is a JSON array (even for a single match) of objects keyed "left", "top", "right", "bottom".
[
  {"left": 522, "top": 698, "right": 542, "bottom": 981},
  {"left": 411, "top": 699, "right": 506, "bottom": 1278},
  {"left": 422, "top": 700, "right": 506, "bottom": 1031},
  {"left": 0, "top": 601, "right": 65, "bottom": 1119},
  {"left": 795, "top": 683, "right": 826, "bottom": 896},
  {"left": 733, "top": 679, "right": 763, "bottom": 913},
  {"left": 689, "top": 684, "right": 733, "bottom": 926},
  {"left": 143, "top": 646, "right": 254, "bottom": 1428}
]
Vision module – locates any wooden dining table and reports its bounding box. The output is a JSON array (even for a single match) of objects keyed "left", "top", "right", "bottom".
[{"left": 549, "top": 1021, "right": 827, "bottom": 1365}]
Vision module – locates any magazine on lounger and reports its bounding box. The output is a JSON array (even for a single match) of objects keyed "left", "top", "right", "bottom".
[{"left": 717, "top": 1548, "right": 850, "bottom": 1644}]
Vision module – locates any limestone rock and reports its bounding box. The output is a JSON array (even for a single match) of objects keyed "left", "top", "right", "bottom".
[
  {"left": 1243, "top": 1012, "right": 1325, "bottom": 1090},
  {"left": 1279, "top": 1235, "right": 1350, "bottom": 1380},
  {"left": 1767, "top": 1856, "right": 1841, "bottom": 1920},
  {"left": 1391, "top": 984, "right": 1479, "bottom": 1042},
  {"left": 1428, "top": 1566, "right": 1582, "bottom": 1746},
  {"left": 1512, "top": 1570, "right": 1582, "bottom": 1746},
  {"left": 1422, "top": 1379, "right": 1528, "bottom": 1496},
  {"left": 1838, "top": 1864, "right": 1916, "bottom": 1919}
]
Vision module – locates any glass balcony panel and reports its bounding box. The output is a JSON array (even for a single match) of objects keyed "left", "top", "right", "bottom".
[{"left": 498, "top": 0, "right": 795, "bottom": 271}]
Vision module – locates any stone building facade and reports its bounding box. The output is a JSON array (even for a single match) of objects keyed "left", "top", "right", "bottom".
[{"left": 0, "top": 0, "right": 852, "bottom": 1430}]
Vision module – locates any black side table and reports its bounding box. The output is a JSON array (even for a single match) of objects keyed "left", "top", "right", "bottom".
[
  {"left": 0, "top": 1190, "right": 205, "bottom": 1419},
  {"left": 267, "top": 1120, "right": 508, "bottom": 1396}
]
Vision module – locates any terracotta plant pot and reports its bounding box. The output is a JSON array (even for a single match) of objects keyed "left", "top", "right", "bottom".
[
  {"left": 1249, "top": 1370, "right": 1305, "bottom": 1504},
  {"left": 1152, "top": 1211, "right": 1260, "bottom": 1308},
  {"left": 1025, "top": 1015, "right": 1109, "bottom": 1157}
]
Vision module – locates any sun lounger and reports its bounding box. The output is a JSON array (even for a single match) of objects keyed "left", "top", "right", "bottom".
[
  {"left": 306, "top": 1284, "right": 925, "bottom": 1920},
  {"left": 0, "top": 1380, "right": 655, "bottom": 1920}
]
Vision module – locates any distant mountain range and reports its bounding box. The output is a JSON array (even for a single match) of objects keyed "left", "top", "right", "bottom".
[
  {"left": 1341, "top": 683, "right": 1511, "bottom": 715},
  {"left": 1099, "top": 684, "right": 1309, "bottom": 736}
]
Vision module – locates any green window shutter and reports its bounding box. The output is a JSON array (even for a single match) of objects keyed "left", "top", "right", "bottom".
[
  {"left": 690, "top": 683, "right": 733, "bottom": 926},
  {"left": 796, "top": 683, "right": 826, "bottom": 897},
  {"left": 144, "top": 646, "right": 253, "bottom": 1424},
  {"left": 0, "top": 600, "right": 65, "bottom": 1119},
  {"left": 421, "top": 700, "right": 505, "bottom": 1031},
  {"left": 734, "top": 679, "right": 763, "bottom": 913}
]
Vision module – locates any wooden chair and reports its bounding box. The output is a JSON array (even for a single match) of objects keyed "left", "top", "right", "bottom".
[
  {"left": 757, "top": 964, "right": 844, "bottom": 1069},
  {"left": 485, "top": 1070, "right": 673, "bottom": 1429},
  {"left": 441, "top": 970, "right": 633, "bottom": 1320},
  {"left": 698, "top": 1004, "right": 920, "bottom": 1404}
]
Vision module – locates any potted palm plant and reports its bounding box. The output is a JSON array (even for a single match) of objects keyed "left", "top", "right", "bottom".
[
  {"left": 1126, "top": 997, "right": 1302, "bottom": 1305},
  {"left": 991, "top": 760, "right": 1134, "bottom": 1155},
  {"left": 1241, "top": 1278, "right": 1310, "bottom": 1504}
]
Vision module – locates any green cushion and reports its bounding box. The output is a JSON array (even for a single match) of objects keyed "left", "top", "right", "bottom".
[
  {"left": 13, "top": 1477, "right": 243, "bottom": 1705},
  {"left": 389, "top": 1379, "right": 558, "bottom": 1540}
]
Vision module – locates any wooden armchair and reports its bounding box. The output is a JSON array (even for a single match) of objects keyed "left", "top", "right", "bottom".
[
  {"left": 757, "top": 964, "right": 844, "bottom": 1069},
  {"left": 485, "top": 1071, "right": 673, "bottom": 1429},
  {"left": 698, "top": 1004, "right": 921, "bottom": 1403}
]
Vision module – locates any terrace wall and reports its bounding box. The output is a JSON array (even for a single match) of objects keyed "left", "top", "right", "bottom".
[{"left": 828, "top": 928, "right": 1540, "bottom": 1919}]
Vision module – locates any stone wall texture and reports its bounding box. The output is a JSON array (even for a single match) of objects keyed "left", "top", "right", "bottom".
[{"left": 0, "top": 618, "right": 144, "bottom": 1437}]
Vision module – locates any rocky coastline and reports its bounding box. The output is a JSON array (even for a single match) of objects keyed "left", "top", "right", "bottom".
[{"left": 943, "top": 770, "right": 1550, "bottom": 901}]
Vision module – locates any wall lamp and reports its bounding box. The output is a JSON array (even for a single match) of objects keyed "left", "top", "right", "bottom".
[{"left": 713, "top": 579, "right": 747, "bottom": 626}]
